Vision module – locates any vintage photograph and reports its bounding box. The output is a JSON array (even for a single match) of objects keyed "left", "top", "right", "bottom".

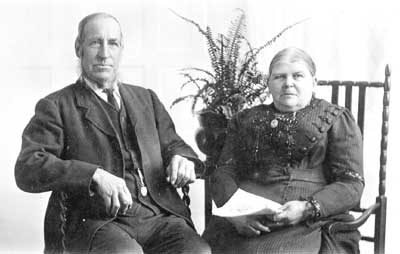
[{"left": 0, "top": 0, "right": 397, "bottom": 253}]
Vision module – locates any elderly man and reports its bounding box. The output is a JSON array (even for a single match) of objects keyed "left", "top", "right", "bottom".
[{"left": 15, "top": 12, "right": 210, "bottom": 254}]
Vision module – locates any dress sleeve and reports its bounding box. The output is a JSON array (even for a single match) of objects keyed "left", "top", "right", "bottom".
[
  {"left": 210, "top": 114, "right": 246, "bottom": 207},
  {"left": 312, "top": 108, "right": 364, "bottom": 217}
]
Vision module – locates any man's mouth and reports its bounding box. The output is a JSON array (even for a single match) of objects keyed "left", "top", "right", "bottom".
[
  {"left": 94, "top": 64, "right": 112, "bottom": 67},
  {"left": 94, "top": 64, "right": 112, "bottom": 70}
]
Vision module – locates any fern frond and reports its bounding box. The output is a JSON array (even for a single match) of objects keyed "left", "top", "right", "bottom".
[
  {"left": 191, "top": 83, "right": 215, "bottom": 112},
  {"left": 236, "top": 37, "right": 256, "bottom": 85},
  {"left": 243, "top": 37, "right": 256, "bottom": 58},
  {"left": 170, "top": 95, "right": 196, "bottom": 108},
  {"left": 205, "top": 27, "right": 221, "bottom": 79},
  {"left": 180, "top": 67, "right": 216, "bottom": 80},
  {"left": 170, "top": 9, "right": 209, "bottom": 37},
  {"left": 218, "top": 34, "right": 227, "bottom": 90},
  {"left": 237, "top": 49, "right": 257, "bottom": 86},
  {"left": 226, "top": 9, "right": 246, "bottom": 85},
  {"left": 225, "top": 9, "right": 245, "bottom": 58},
  {"left": 170, "top": 9, "right": 221, "bottom": 80},
  {"left": 180, "top": 74, "right": 211, "bottom": 90},
  {"left": 254, "top": 17, "right": 309, "bottom": 55}
]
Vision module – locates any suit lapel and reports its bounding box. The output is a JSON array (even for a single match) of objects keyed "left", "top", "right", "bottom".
[
  {"left": 119, "top": 84, "right": 147, "bottom": 129},
  {"left": 73, "top": 80, "right": 117, "bottom": 137},
  {"left": 119, "top": 84, "right": 154, "bottom": 169}
]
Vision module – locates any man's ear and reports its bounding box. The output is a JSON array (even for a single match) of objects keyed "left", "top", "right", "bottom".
[{"left": 75, "top": 40, "right": 82, "bottom": 58}]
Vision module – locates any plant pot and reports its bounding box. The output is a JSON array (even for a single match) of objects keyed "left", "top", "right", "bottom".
[{"left": 195, "top": 110, "right": 228, "bottom": 160}]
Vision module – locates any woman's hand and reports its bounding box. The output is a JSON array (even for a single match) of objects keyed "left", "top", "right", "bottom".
[
  {"left": 227, "top": 215, "right": 271, "bottom": 237},
  {"left": 273, "top": 200, "right": 309, "bottom": 226}
]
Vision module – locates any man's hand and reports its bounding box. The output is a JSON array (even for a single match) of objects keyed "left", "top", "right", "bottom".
[
  {"left": 166, "top": 155, "right": 196, "bottom": 188},
  {"left": 227, "top": 215, "right": 271, "bottom": 237},
  {"left": 91, "top": 168, "right": 132, "bottom": 217},
  {"left": 273, "top": 200, "right": 309, "bottom": 226}
]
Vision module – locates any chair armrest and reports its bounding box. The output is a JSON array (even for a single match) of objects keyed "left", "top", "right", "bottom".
[
  {"left": 327, "top": 203, "right": 380, "bottom": 234},
  {"left": 182, "top": 185, "right": 191, "bottom": 206}
]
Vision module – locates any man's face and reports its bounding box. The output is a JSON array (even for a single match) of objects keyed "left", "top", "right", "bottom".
[{"left": 78, "top": 17, "right": 123, "bottom": 88}]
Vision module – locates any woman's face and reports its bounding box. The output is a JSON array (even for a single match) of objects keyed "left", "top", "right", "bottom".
[{"left": 268, "top": 59, "right": 316, "bottom": 112}]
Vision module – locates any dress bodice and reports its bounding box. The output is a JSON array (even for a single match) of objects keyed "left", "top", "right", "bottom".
[{"left": 213, "top": 99, "right": 364, "bottom": 211}]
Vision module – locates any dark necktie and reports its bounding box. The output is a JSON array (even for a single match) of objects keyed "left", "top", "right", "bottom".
[{"left": 103, "top": 88, "right": 119, "bottom": 110}]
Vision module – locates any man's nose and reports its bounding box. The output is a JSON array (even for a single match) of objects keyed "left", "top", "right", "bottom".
[{"left": 98, "top": 44, "right": 110, "bottom": 59}]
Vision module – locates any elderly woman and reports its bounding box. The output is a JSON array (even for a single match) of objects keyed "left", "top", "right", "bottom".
[{"left": 202, "top": 47, "right": 364, "bottom": 253}]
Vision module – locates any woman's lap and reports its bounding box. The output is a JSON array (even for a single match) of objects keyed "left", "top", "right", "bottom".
[{"left": 202, "top": 216, "right": 321, "bottom": 254}]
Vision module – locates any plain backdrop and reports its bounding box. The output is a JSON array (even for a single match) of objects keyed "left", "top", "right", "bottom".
[{"left": 0, "top": 0, "right": 398, "bottom": 253}]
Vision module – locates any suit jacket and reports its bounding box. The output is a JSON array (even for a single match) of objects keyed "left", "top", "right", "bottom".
[{"left": 15, "top": 79, "right": 203, "bottom": 253}]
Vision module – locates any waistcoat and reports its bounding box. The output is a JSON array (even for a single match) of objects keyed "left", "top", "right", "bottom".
[{"left": 99, "top": 95, "right": 161, "bottom": 215}]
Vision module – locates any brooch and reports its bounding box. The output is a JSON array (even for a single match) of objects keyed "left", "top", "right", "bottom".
[{"left": 270, "top": 119, "right": 278, "bottom": 128}]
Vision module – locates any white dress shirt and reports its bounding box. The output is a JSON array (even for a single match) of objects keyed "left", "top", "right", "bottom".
[{"left": 83, "top": 77, "right": 122, "bottom": 109}]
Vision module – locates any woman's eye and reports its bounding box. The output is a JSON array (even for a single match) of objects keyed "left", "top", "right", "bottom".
[
  {"left": 109, "top": 40, "right": 120, "bottom": 47},
  {"left": 293, "top": 73, "right": 304, "bottom": 79}
]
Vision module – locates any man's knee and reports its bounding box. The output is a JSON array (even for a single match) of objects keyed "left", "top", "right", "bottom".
[
  {"left": 89, "top": 222, "right": 143, "bottom": 254},
  {"left": 147, "top": 216, "right": 211, "bottom": 254},
  {"left": 190, "top": 238, "right": 212, "bottom": 254}
]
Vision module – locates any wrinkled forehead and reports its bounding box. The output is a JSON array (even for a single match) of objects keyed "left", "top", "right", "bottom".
[{"left": 83, "top": 16, "right": 122, "bottom": 41}]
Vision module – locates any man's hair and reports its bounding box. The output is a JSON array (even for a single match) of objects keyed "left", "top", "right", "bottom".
[
  {"left": 74, "top": 12, "right": 124, "bottom": 57},
  {"left": 268, "top": 47, "right": 316, "bottom": 77}
]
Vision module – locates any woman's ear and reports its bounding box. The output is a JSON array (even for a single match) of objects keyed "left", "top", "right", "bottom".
[
  {"left": 313, "top": 77, "right": 318, "bottom": 89},
  {"left": 266, "top": 74, "right": 271, "bottom": 88}
]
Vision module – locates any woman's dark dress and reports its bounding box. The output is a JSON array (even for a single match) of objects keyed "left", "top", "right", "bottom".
[{"left": 202, "top": 98, "right": 364, "bottom": 254}]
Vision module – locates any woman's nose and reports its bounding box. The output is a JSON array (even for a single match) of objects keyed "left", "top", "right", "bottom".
[{"left": 283, "top": 76, "right": 294, "bottom": 88}]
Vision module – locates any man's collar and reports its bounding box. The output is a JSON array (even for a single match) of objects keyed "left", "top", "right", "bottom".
[{"left": 81, "top": 76, "right": 120, "bottom": 93}]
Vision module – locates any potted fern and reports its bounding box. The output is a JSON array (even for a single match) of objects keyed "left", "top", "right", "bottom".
[{"left": 171, "top": 9, "right": 305, "bottom": 159}]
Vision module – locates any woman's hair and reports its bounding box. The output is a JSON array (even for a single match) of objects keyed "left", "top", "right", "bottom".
[{"left": 268, "top": 47, "right": 316, "bottom": 77}]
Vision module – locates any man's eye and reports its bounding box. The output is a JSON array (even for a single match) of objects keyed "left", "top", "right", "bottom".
[
  {"left": 274, "top": 75, "right": 284, "bottom": 80},
  {"left": 89, "top": 41, "right": 101, "bottom": 46}
]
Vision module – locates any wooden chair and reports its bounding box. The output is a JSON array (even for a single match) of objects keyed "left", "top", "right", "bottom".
[{"left": 202, "top": 64, "right": 391, "bottom": 254}]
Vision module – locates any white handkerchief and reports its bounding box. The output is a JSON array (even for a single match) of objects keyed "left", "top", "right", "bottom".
[{"left": 213, "top": 188, "right": 282, "bottom": 217}]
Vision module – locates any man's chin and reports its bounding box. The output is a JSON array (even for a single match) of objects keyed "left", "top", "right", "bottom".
[{"left": 88, "top": 74, "right": 116, "bottom": 87}]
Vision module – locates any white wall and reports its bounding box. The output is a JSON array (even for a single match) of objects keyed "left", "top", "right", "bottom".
[{"left": 0, "top": 0, "right": 398, "bottom": 253}]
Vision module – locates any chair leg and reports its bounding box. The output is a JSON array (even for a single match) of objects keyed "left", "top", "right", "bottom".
[
  {"left": 374, "top": 196, "right": 387, "bottom": 254},
  {"left": 204, "top": 177, "right": 212, "bottom": 227}
]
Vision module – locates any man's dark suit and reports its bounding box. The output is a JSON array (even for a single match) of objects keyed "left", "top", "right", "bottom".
[{"left": 15, "top": 79, "right": 203, "bottom": 253}]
